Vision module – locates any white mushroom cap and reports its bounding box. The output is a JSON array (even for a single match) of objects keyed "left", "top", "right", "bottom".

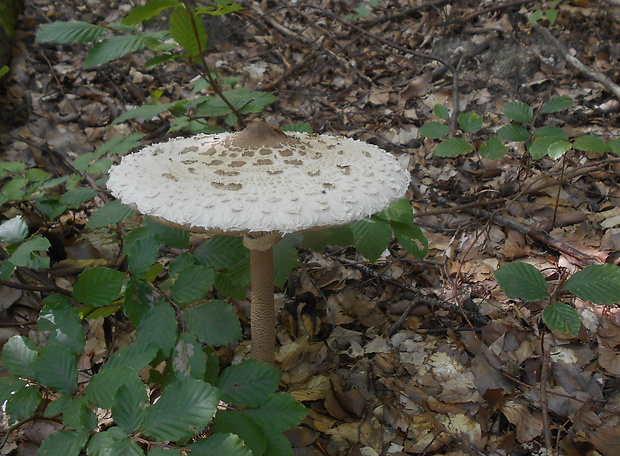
[{"left": 107, "top": 123, "right": 410, "bottom": 235}]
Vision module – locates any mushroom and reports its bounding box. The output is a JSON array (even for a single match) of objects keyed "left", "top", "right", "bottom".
[{"left": 107, "top": 122, "right": 410, "bottom": 364}]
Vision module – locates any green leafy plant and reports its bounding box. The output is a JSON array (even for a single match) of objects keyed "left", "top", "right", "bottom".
[
  {"left": 528, "top": 0, "right": 563, "bottom": 25},
  {"left": 421, "top": 97, "right": 620, "bottom": 159},
  {"left": 494, "top": 262, "right": 620, "bottom": 336},
  {"left": 0, "top": 2, "right": 431, "bottom": 452},
  {"left": 344, "top": 0, "right": 379, "bottom": 21},
  {"left": 34, "top": 0, "right": 269, "bottom": 131}
]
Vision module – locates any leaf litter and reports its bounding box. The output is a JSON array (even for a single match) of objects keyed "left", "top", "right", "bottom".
[{"left": 1, "top": 0, "right": 620, "bottom": 455}]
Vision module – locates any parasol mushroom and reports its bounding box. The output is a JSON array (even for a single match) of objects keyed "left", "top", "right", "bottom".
[{"left": 107, "top": 122, "right": 410, "bottom": 364}]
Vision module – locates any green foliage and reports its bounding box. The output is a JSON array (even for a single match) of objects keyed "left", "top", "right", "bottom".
[
  {"left": 528, "top": 0, "right": 563, "bottom": 24},
  {"left": 0, "top": 2, "right": 431, "bottom": 454},
  {"left": 345, "top": 0, "right": 379, "bottom": 21},
  {"left": 495, "top": 262, "right": 620, "bottom": 337},
  {"left": 421, "top": 97, "right": 616, "bottom": 160},
  {"left": 35, "top": 0, "right": 271, "bottom": 131},
  {"left": 302, "top": 199, "right": 428, "bottom": 262}
]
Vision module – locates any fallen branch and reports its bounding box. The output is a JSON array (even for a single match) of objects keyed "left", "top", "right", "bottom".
[
  {"left": 533, "top": 23, "right": 620, "bottom": 100},
  {"left": 431, "top": 194, "right": 603, "bottom": 266},
  {"left": 327, "top": 254, "right": 490, "bottom": 333}
]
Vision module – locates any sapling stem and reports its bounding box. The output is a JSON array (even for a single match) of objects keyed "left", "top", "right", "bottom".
[{"left": 249, "top": 247, "right": 276, "bottom": 364}]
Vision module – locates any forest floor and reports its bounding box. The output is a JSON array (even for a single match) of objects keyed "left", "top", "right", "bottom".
[{"left": 1, "top": 0, "right": 620, "bottom": 455}]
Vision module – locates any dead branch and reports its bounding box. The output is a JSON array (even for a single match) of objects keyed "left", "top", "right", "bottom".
[{"left": 533, "top": 22, "right": 620, "bottom": 100}]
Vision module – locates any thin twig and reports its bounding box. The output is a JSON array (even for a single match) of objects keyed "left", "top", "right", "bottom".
[
  {"left": 540, "top": 334, "right": 555, "bottom": 456},
  {"left": 0, "top": 278, "right": 72, "bottom": 297}
]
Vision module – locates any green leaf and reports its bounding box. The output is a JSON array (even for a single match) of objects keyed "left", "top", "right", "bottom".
[
  {"left": 542, "top": 302, "right": 581, "bottom": 337},
  {"left": 72, "top": 267, "right": 125, "bottom": 307},
  {"left": 86, "top": 200, "right": 136, "bottom": 228},
  {"left": 112, "top": 383, "right": 148, "bottom": 433},
  {"left": 122, "top": 0, "right": 181, "bottom": 25},
  {"left": 60, "top": 187, "right": 98, "bottom": 208},
  {"left": 609, "top": 138, "right": 620, "bottom": 156},
  {"left": 212, "top": 411, "right": 267, "bottom": 456},
  {"left": 350, "top": 216, "right": 393, "bottom": 262},
  {"left": 39, "top": 295, "right": 85, "bottom": 354},
  {"left": 393, "top": 222, "right": 428, "bottom": 259},
  {"left": 457, "top": 112, "right": 483, "bottom": 133},
  {"left": 280, "top": 122, "right": 312, "bottom": 133},
  {"left": 171, "top": 265, "right": 215, "bottom": 306},
  {"left": 196, "top": 3, "right": 243, "bottom": 16},
  {"left": 217, "top": 359, "right": 281, "bottom": 407},
  {"left": 6, "top": 386, "right": 42, "bottom": 421},
  {"left": 433, "top": 104, "right": 450, "bottom": 120},
  {"left": 246, "top": 392, "right": 308, "bottom": 432},
  {"left": 84, "top": 366, "right": 146, "bottom": 409},
  {"left": 44, "top": 395, "right": 72, "bottom": 418},
  {"left": 479, "top": 136, "right": 509, "bottom": 159},
  {"left": 186, "top": 433, "right": 253, "bottom": 456},
  {"left": 172, "top": 333, "right": 207, "bottom": 381},
  {"left": 37, "top": 430, "right": 89, "bottom": 456},
  {"left": 168, "top": 252, "right": 196, "bottom": 278},
  {"left": 383, "top": 199, "right": 413, "bottom": 225},
  {"left": 35, "top": 22, "right": 106, "bottom": 43},
  {"left": 197, "top": 87, "right": 277, "bottom": 118},
  {"left": 2, "top": 336, "right": 38, "bottom": 379},
  {"left": 63, "top": 396, "right": 98, "bottom": 431},
  {"left": 124, "top": 278, "right": 164, "bottom": 326},
  {"left": 503, "top": 101, "right": 533, "bottom": 123},
  {"left": 0, "top": 65, "right": 9, "bottom": 78},
  {"left": 112, "top": 102, "right": 175, "bottom": 125},
  {"left": 494, "top": 262, "right": 549, "bottom": 302},
  {"left": 545, "top": 8, "right": 558, "bottom": 24},
  {"left": 96, "top": 132, "right": 146, "bottom": 156},
  {"left": 149, "top": 448, "right": 185, "bottom": 456},
  {"left": 418, "top": 121, "right": 449, "bottom": 139},
  {"left": 34, "top": 197, "right": 68, "bottom": 221},
  {"left": 573, "top": 135, "right": 611, "bottom": 154},
  {"left": 104, "top": 341, "right": 160, "bottom": 371},
  {"left": 533, "top": 126, "right": 568, "bottom": 139},
  {"left": 142, "top": 380, "right": 221, "bottom": 442},
  {"left": 546, "top": 139, "right": 572, "bottom": 159},
  {"left": 84, "top": 34, "right": 147, "bottom": 68},
  {"left": 145, "top": 217, "right": 190, "bottom": 248},
  {"left": 541, "top": 96, "right": 573, "bottom": 113},
  {"left": 169, "top": 6, "right": 207, "bottom": 57},
  {"left": 300, "top": 226, "right": 354, "bottom": 252},
  {"left": 527, "top": 9, "right": 544, "bottom": 26},
  {"left": 0, "top": 377, "right": 26, "bottom": 404},
  {"left": 528, "top": 137, "right": 568, "bottom": 160},
  {"left": 564, "top": 264, "right": 620, "bottom": 305},
  {"left": 0, "top": 215, "right": 28, "bottom": 243},
  {"left": 87, "top": 429, "right": 126, "bottom": 456},
  {"left": 35, "top": 345, "right": 78, "bottom": 394},
  {"left": 433, "top": 137, "right": 473, "bottom": 157},
  {"left": 86, "top": 158, "right": 113, "bottom": 174},
  {"left": 273, "top": 239, "right": 299, "bottom": 289},
  {"left": 126, "top": 232, "right": 160, "bottom": 278},
  {"left": 185, "top": 300, "right": 242, "bottom": 346},
  {"left": 195, "top": 235, "right": 248, "bottom": 269},
  {"left": 264, "top": 431, "right": 294, "bottom": 456},
  {"left": 25, "top": 168, "right": 50, "bottom": 182},
  {"left": 110, "top": 438, "right": 144, "bottom": 456},
  {"left": 8, "top": 236, "right": 50, "bottom": 266},
  {"left": 136, "top": 302, "right": 178, "bottom": 354}
]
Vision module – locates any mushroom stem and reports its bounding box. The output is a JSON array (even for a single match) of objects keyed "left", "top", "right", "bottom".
[{"left": 249, "top": 247, "right": 276, "bottom": 364}]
